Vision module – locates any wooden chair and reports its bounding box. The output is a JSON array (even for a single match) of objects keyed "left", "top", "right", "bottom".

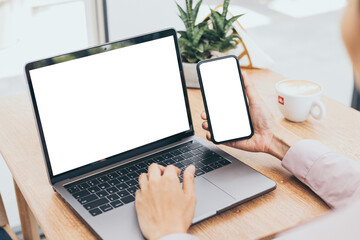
[{"left": 0, "top": 193, "right": 19, "bottom": 240}]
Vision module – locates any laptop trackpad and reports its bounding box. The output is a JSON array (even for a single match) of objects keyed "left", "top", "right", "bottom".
[{"left": 193, "top": 177, "right": 235, "bottom": 223}]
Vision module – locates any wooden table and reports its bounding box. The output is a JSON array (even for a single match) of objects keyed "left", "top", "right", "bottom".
[{"left": 1, "top": 69, "right": 360, "bottom": 240}]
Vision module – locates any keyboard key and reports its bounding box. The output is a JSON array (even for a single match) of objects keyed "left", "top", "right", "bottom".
[
  {"left": 211, "top": 162, "right": 222, "bottom": 169},
  {"left": 116, "top": 169, "right": 129, "bottom": 176},
  {"left": 89, "top": 208, "right": 102, "bottom": 216},
  {"left": 115, "top": 183, "right": 129, "bottom": 191},
  {"left": 78, "top": 194, "right": 98, "bottom": 204},
  {"left": 107, "top": 194, "right": 120, "bottom": 201},
  {"left": 198, "top": 151, "right": 215, "bottom": 160},
  {"left": 121, "top": 195, "right": 135, "bottom": 204},
  {"left": 106, "top": 187, "right": 118, "bottom": 194},
  {"left": 182, "top": 152, "right": 193, "bottom": 158},
  {"left": 72, "top": 190, "right": 90, "bottom": 199},
  {"left": 128, "top": 187, "right": 137, "bottom": 194},
  {"left": 172, "top": 156, "right": 184, "bottom": 162},
  {"left": 157, "top": 161, "right": 166, "bottom": 167},
  {"left": 98, "top": 183, "right": 111, "bottom": 189},
  {"left": 97, "top": 176, "right": 110, "bottom": 183},
  {"left": 127, "top": 166, "right": 138, "bottom": 172},
  {"left": 88, "top": 179, "right": 100, "bottom": 186},
  {"left": 117, "top": 176, "right": 130, "bottom": 183},
  {"left": 108, "top": 179, "right": 120, "bottom": 186},
  {"left": 193, "top": 161, "right": 205, "bottom": 168},
  {"left": 84, "top": 198, "right": 109, "bottom": 210},
  {"left": 88, "top": 186, "right": 101, "bottom": 193},
  {"left": 179, "top": 147, "right": 191, "bottom": 153},
  {"left": 126, "top": 180, "right": 137, "bottom": 187},
  {"left": 164, "top": 159, "right": 175, "bottom": 165},
  {"left": 154, "top": 156, "right": 164, "bottom": 162},
  {"left": 107, "top": 172, "right": 119, "bottom": 179},
  {"left": 100, "top": 204, "right": 113, "bottom": 212},
  {"left": 174, "top": 162, "right": 184, "bottom": 168},
  {"left": 219, "top": 159, "right": 231, "bottom": 166},
  {"left": 195, "top": 169, "right": 205, "bottom": 176},
  {"left": 201, "top": 156, "right": 219, "bottom": 166},
  {"left": 198, "top": 146, "right": 209, "bottom": 152},
  {"left": 127, "top": 172, "right": 138, "bottom": 179},
  {"left": 191, "top": 149, "right": 202, "bottom": 155},
  {"left": 118, "top": 190, "right": 130, "bottom": 198},
  {"left": 135, "top": 162, "right": 147, "bottom": 169},
  {"left": 201, "top": 166, "right": 214, "bottom": 173},
  {"left": 170, "top": 149, "right": 182, "bottom": 156},
  {"left": 78, "top": 183, "right": 90, "bottom": 190},
  {"left": 96, "top": 190, "right": 109, "bottom": 198},
  {"left": 136, "top": 169, "right": 147, "bottom": 176},
  {"left": 66, "top": 186, "right": 79, "bottom": 194},
  {"left": 145, "top": 159, "right": 155, "bottom": 165},
  {"left": 110, "top": 200, "right": 124, "bottom": 208},
  {"left": 162, "top": 153, "right": 173, "bottom": 159},
  {"left": 188, "top": 142, "right": 202, "bottom": 150},
  {"left": 182, "top": 159, "right": 192, "bottom": 165}
]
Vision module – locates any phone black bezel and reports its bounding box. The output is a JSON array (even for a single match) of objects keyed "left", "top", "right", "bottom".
[{"left": 196, "top": 55, "right": 254, "bottom": 145}]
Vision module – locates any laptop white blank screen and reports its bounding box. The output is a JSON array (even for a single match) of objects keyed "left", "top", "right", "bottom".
[{"left": 29, "top": 36, "right": 190, "bottom": 175}]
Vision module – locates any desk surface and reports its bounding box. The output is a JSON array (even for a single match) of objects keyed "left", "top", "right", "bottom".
[{"left": 1, "top": 69, "right": 360, "bottom": 240}]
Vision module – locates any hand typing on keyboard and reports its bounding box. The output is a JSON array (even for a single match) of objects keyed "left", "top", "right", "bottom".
[{"left": 135, "top": 163, "right": 196, "bottom": 240}]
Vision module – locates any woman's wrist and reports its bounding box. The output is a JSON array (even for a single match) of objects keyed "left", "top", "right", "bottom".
[{"left": 267, "top": 126, "right": 302, "bottom": 160}]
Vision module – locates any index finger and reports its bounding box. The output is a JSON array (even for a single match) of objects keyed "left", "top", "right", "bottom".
[
  {"left": 163, "top": 165, "right": 181, "bottom": 178},
  {"left": 147, "top": 163, "right": 162, "bottom": 180}
]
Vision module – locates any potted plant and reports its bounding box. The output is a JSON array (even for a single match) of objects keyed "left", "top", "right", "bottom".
[{"left": 177, "top": 0, "right": 244, "bottom": 88}]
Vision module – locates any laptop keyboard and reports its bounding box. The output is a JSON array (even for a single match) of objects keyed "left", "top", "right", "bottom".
[{"left": 65, "top": 141, "right": 231, "bottom": 217}]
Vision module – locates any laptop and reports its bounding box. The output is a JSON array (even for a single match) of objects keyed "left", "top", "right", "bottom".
[{"left": 25, "top": 29, "right": 276, "bottom": 239}]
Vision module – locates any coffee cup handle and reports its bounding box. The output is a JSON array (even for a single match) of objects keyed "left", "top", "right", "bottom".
[{"left": 310, "top": 100, "right": 326, "bottom": 120}]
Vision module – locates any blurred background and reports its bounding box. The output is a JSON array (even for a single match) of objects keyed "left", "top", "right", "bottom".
[{"left": 0, "top": 0, "right": 352, "bottom": 236}]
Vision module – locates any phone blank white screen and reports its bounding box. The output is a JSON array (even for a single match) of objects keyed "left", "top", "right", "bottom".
[
  {"left": 199, "top": 57, "right": 252, "bottom": 143},
  {"left": 29, "top": 36, "right": 190, "bottom": 176}
]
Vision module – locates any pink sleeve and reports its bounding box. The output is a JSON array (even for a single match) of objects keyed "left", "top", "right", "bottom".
[{"left": 282, "top": 139, "right": 360, "bottom": 209}]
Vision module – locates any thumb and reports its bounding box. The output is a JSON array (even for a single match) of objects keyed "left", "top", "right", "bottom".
[{"left": 182, "top": 165, "right": 195, "bottom": 196}]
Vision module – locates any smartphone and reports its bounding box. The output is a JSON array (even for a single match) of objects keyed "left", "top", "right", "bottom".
[{"left": 196, "top": 55, "right": 253, "bottom": 144}]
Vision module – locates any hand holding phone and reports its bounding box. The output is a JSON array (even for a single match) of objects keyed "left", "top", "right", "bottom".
[{"left": 196, "top": 55, "right": 253, "bottom": 144}]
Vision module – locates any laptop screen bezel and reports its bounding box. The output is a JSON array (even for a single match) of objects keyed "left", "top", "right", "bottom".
[{"left": 25, "top": 29, "right": 194, "bottom": 184}]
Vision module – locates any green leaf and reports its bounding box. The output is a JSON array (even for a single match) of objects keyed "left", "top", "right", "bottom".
[
  {"left": 184, "top": 54, "right": 198, "bottom": 63},
  {"left": 191, "top": 0, "right": 202, "bottom": 24},
  {"left": 177, "top": 4, "right": 190, "bottom": 31},
  {"left": 225, "top": 34, "right": 241, "bottom": 43},
  {"left": 219, "top": 35, "right": 238, "bottom": 52},
  {"left": 185, "top": 0, "right": 194, "bottom": 34},
  {"left": 195, "top": 51, "right": 205, "bottom": 61},
  {"left": 177, "top": 30, "right": 188, "bottom": 39},
  {"left": 210, "top": 9, "right": 224, "bottom": 36},
  {"left": 179, "top": 37, "right": 195, "bottom": 48},
  {"left": 203, "top": 29, "right": 220, "bottom": 41},
  {"left": 224, "top": 14, "right": 244, "bottom": 32},
  {"left": 192, "top": 23, "right": 208, "bottom": 45},
  {"left": 222, "top": 0, "right": 230, "bottom": 21}
]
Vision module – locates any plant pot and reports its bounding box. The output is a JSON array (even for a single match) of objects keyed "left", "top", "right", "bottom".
[{"left": 183, "top": 62, "right": 200, "bottom": 88}]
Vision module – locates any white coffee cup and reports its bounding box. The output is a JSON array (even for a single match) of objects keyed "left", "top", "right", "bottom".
[{"left": 275, "top": 79, "right": 326, "bottom": 122}]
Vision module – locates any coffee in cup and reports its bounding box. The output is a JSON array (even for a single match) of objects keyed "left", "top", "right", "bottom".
[{"left": 275, "top": 80, "right": 325, "bottom": 122}]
